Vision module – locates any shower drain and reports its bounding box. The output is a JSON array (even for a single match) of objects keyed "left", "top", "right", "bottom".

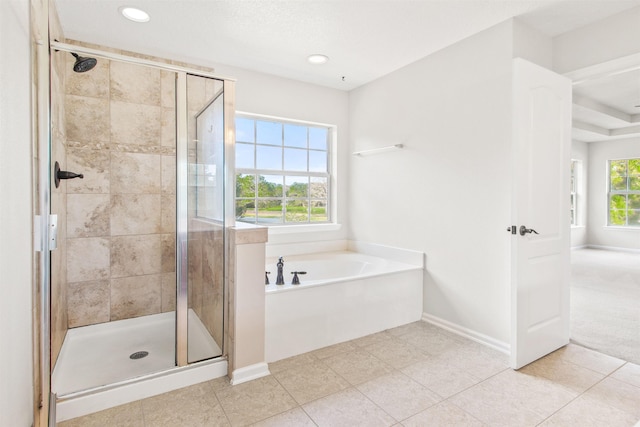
[{"left": 129, "top": 351, "right": 149, "bottom": 360}]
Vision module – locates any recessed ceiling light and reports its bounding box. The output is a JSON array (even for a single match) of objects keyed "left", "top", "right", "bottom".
[
  {"left": 307, "top": 54, "right": 329, "bottom": 65},
  {"left": 119, "top": 6, "right": 150, "bottom": 23}
]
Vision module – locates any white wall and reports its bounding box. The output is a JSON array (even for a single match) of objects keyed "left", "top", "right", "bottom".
[
  {"left": 587, "top": 138, "right": 640, "bottom": 250},
  {"left": 553, "top": 6, "right": 640, "bottom": 74},
  {"left": 571, "top": 140, "right": 589, "bottom": 248},
  {"left": 0, "top": 0, "right": 34, "bottom": 425},
  {"left": 349, "top": 20, "right": 529, "bottom": 345},
  {"left": 208, "top": 63, "right": 350, "bottom": 247}
]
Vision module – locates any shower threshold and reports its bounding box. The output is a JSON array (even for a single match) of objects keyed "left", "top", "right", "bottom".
[{"left": 52, "top": 309, "right": 221, "bottom": 397}]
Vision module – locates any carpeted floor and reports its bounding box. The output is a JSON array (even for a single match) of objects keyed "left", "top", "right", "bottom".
[{"left": 571, "top": 248, "right": 640, "bottom": 365}]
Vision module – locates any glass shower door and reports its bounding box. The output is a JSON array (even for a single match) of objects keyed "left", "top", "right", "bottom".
[{"left": 184, "top": 74, "right": 226, "bottom": 363}]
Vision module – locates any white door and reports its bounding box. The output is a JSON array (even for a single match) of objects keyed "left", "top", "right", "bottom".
[{"left": 510, "top": 58, "right": 572, "bottom": 369}]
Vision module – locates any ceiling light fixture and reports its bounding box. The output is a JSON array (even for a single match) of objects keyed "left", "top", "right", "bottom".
[
  {"left": 119, "top": 6, "right": 150, "bottom": 23},
  {"left": 307, "top": 54, "right": 329, "bottom": 65}
]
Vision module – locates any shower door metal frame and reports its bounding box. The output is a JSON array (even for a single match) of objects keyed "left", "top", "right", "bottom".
[{"left": 37, "top": 39, "right": 236, "bottom": 424}]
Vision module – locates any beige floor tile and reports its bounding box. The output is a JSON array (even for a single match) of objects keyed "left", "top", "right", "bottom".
[
  {"left": 611, "top": 362, "right": 640, "bottom": 388},
  {"left": 386, "top": 320, "right": 439, "bottom": 337},
  {"left": 302, "top": 387, "right": 395, "bottom": 426},
  {"left": 401, "top": 401, "right": 485, "bottom": 427},
  {"left": 364, "top": 337, "right": 431, "bottom": 369},
  {"left": 268, "top": 352, "right": 319, "bottom": 375},
  {"left": 449, "top": 381, "right": 544, "bottom": 426},
  {"left": 584, "top": 376, "right": 640, "bottom": 418},
  {"left": 250, "top": 407, "right": 316, "bottom": 427},
  {"left": 450, "top": 369, "right": 578, "bottom": 426},
  {"left": 539, "top": 394, "right": 638, "bottom": 427},
  {"left": 438, "top": 340, "right": 509, "bottom": 380},
  {"left": 215, "top": 375, "right": 297, "bottom": 426},
  {"left": 396, "top": 327, "right": 465, "bottom": 356},
  {"left": 357, "top": 371, "right": 441, "bottom": 421},
  {"left": 141, "top": 381, "right": 229, "bottom": 426},
  {"left": 401, "top": 357, "right": 482, "bottom": 398},
  {"left": 273, "top": 360, "right": 350, "bottom": 404},
  {"left": 548, "top": 343, "right": 626, "bottom": 375},
  {"left": 58, "top": 401, "right": 144, "bottom": 427},
  {"left": 352, "top": 330, "right": 396, "bottom": 347},
  {"left": 519, "top": 352, "right": 605, "bottom": 393},
  {"left": 311, "top": 340, "right": 358, "bottom": 359},
  {"left": 323, "top": 349, "right": 394, "bottom": 385}
]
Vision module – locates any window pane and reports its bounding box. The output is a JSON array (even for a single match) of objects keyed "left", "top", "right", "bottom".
[
  {"left": 310, "top": 177, "right": 327, "bottom": 199},
  {"left": 284, "top": 124, "right": 307, "bottom": 148},
  {"left": 286, "top": 200, "right": 309, "bottom": 222},
  {"left": 256, "top": 121, "right": 282, "bottom": 146},
  {"left": 310, "top": 200, "right": 328, "bottom": 222},
  {"left": 629, "top": 159, "right": 640, "bottom": 175},
  {"left": 309, "top": 150, "right": 327, "bottom": 172},
  {"left": 286, "top": 176, "right": 308, "bottom": 197},
  {"left": 630, "top": 176, "right": 640, "bottom": 191},
  {"left": 257, "top": 200, "right": 283, "bottom": 224},
  {"left": 629, "top": 194, "right": 640, "bottom": 209},
  {"left": 628, "top": 210, "right": 640, "bottom": 226},
  {"left": 258, "top": 175, "right": 283, "bottom": 197},
  {"left": 236, "top": 200, "right": 255, "bottom": 221},
  {"left": 236, "top": 174, "right": 255, "bottom": 198},
  {"left": 236, "top": 117, "right": 255, "bottom": 143},
  {"left": 284, "top": 148, "right": 307, "bottom": 171},
  {"left": 610, "top": 160, "right": 627, "bottom": 191},
  {"left": 256, "top": 145, "right": 282, "bottom": 170},
  {"left": 309, "top": 127, "right": 328, "bottom": 150},
  {"left": 609, "top": 194, "right": 626, "bottom": 225},
  {"left": 236, "top": 143, "right": 254, "bottom": 169}
]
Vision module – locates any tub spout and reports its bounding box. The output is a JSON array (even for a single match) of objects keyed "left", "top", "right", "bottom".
[{"left": 276, "top": 257, "right": 285, "bottom": 285}]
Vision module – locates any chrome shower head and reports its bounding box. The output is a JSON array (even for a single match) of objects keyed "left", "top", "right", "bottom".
[{"left": 71, "top": 52, "right": 97, "bottom": 73}]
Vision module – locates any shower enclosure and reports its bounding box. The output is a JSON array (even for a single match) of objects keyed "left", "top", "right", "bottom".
[{"left": 39, "top": 39, "right": 235, "bottom": 422}]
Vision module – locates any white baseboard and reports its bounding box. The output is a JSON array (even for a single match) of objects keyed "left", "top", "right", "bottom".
[
  {"left": 587, "top": 244, "right": 640, "bottom": 254},
  {"left": 422, "top": 313, "right": 510, "bottom": 355},
  {"left": 56, "top": 359, "right": 228, "bottom": 422},
  {"left": 230, "top": 362, "right": 271, "bottom": 385}
]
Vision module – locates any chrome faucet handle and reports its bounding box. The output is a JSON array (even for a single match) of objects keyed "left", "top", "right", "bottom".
[{"left": 265, "top": 271, "right": 270, "bottom": 285}]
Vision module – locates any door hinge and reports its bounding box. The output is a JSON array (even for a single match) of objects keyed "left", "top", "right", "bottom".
[{"left": 34, "top": 215, "right": 58, "bottom": 252}]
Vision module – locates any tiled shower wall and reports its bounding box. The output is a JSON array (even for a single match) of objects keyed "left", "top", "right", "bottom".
[
  {"left": 63, "top": 55, "right": 177, "bottom": 327},
  {"left": 50, "top": 7, "right": 68, "bottom": 365}
]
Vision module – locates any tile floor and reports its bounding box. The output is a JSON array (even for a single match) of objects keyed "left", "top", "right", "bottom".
[{"left": 58, "top": 321, "right": 640, "bottom": 426}]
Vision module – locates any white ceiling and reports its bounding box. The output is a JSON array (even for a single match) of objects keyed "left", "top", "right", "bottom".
[{"left": 54, "top": 0, "right": 640, "bottom": 143}]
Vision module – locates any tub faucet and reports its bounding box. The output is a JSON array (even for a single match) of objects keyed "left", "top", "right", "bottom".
[{"left": 276, "top": 257, "right": 285, "bottom": 285}]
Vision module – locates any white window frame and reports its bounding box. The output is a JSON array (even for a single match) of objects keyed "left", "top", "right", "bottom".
[
  {"left": 607, "top": 157, "right": 640, "bottom": 228},
  {"left": 570, "top": 159, "right": 578, "bottom": 226},
  {"left": 234, "top": 112, "right": 335, "bottom": 227}
]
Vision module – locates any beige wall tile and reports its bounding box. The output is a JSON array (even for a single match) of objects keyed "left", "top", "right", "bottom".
[
  {"left": 67, "top": 194, "right": 110, "bottom": 237},
  {"left": 111, "top": 234, "right": 161, "bottom": 278},
  {"left": 161, "top": 272, "right": 176, "bottom": 313},
  {"left": 160, "top": 70, "right": 176, "bottom": 108},
  {"left": 111, "top": 152, "right": 161, "bottom": 194},
  {"left": 161, "top": 155, "right": 176, "bottom": 194},
  {"left": 65, "top": 56, "right": 110, "bottom": 99},
  {"left": 160, "top": 194, "right": 176, "bottom": 233},
  {"left": 111, "top": 274, "right": 162, "bottom": 320},
  {"left": 110, "top": 61, "right": 161, "bottom": 106},
  {"left": 161, "top": 107, "right": 176, "bottom": 147},
  {"left": 67, "top": 280, "right": 110, "bottom": 328},
  {"left": 67, "top": 237, "right": 110, "bottom": 282},
  {"left": 67, "top": 148, "right": 110, "bottom": 194},
  {"left": 110, "top": 100, "right": 161, "bottom": 145},
  {"left": 110, "top": 194, "right": 161, "bottom": 236},
  {"left": 161, "top": 233, "right": 175, "bottom": 273},
  {"left": 186, "top": 74, "right": 206, "bottom": 112},
  {"left": 65, "top": 95, "right": 110, "bottom": 144}
]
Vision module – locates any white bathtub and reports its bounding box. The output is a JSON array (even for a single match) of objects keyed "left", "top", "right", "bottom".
[{"left": 265, "top": 248, "right": 424, "bottom": 362}]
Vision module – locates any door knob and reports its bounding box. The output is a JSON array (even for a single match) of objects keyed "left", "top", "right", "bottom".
[{"left": 519, "top": 225, "right": 539, "bottom": 236}]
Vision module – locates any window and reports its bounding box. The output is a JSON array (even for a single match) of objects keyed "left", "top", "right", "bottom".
[
  {"left": 235, "top": 114, "right": 332, "bottom": 225},
  {"left": 608, "top": 158, "right": 640, "bottom": 227},
  {"left": 570, "top": 160, "right": 578, "bottom": 226}
]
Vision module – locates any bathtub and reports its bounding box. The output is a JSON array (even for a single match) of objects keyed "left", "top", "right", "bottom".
[{"left": 264, "top": 247, "right": 424, "bottom": 362}]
